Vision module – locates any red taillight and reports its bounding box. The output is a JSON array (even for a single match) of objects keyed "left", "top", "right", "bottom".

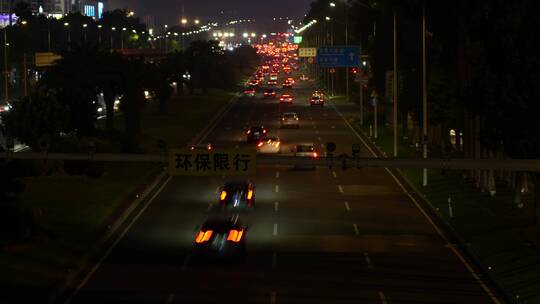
[
  {"left": 195, "top": 230, "right": 213, "bottom": 243},
  {"left": 313, "top": 152, "right": 318, "bottom": 158},
  {"left": 247, "top": 130, "right": 251, "bottom": 134},
  {"left": 263, "top": 129, "right": 267, "bottom": 134},
  {"left": 227, "top": 230, "right": 244, "bottom": 242},
  {"left": 257, "top": 142, "right": 264, "bottom": 147}
]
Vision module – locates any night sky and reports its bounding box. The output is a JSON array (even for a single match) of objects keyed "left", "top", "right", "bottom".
[{"left": 110, "top": 0, "right": 313, "bottom": 25}]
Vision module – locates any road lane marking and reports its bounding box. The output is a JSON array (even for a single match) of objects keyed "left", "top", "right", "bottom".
[
  {"left": 272, "top": 252, "right": 277, "bottom": 269},
  {"left": 364, "top": 252, "right": 373, "bottom": 268},
  {"left": 274, "top": 201, "right": 279, "bottom": 212},
  {"left": 166, "top": 293, "right": 175, "bottom": 304},
  {"left": 66, "top": 175, "right": 173, "bottom": 303},
  {"left": 275, "top": 171, "right": 280, "bottom": 178},
  {"left": 275, "top": 185, "right": 279, "bottom": 193},
  {"left": 335, "top": 105, "right": 502, "bottom": 304},
  {"left": 270, "top": 292, "right": 277, "bottom": 304},
  {"left": 344, "top": 201, "right": 350, "bottom": 211},
  {"left": 353, "top": 223, "right": 360, "bottom": 235},
  {"left": 338, "top": 185, "right": 344, "bottom": 193},
  {"left": 332, "top": 171, "right": 337, "bottom": 178},
  {"left": 273, "top": 223, "right": 278, "bottom": 236},
  {"left": 378, "top": 291, "right": 387, "bottom": 304},
  {"left": 181, "top": 254, "right": 191, "bottom": 270},
  {"left": 331, "top": 125, "right": 336, "bottom": 129}
]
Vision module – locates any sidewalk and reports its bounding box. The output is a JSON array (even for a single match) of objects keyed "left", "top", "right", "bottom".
[{"left": 340, "top": 108, "right": 540, "bottom": 303}]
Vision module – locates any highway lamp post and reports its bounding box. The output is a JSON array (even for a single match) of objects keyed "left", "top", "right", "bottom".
[
  {"left": 47, "top": 19, "right": 51, "bottom": 51},
  {"left": 111, "top": 27, "right": 116, "bottom": 49},
  {"left": 21, "top": 21, "right": 28, "bottom": 97},
  {"left": 393, "top": 11, "right": 398, "bottom": 158},
  {"left": 3, "top": 27, "right": 8, "bottom": 102},
  {"left": 82, "top": 23, "right": 88, "bottom": 43},
  {"left": 330, "top": 2, "right": 351, "bottom": 102},
  {"left": 97, "top": 25, "right": 102, "bottom": 48},
  {"left": 422, "top": 6, "right": 428, "bottom": 186},
  {"left": 64, "top": 22, "right": 71, "bottom": 49},
  {"left": 121, "top": 27, "right": 126, "bottom": 49},
  {"left": 181, "top": 18, "right": 187, "bottom": 50}
]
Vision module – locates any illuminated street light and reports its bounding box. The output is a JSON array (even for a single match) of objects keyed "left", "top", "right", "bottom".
[
  {"left": 82, "top": 23, "right": 88, "bottom": 28},
  {"left": 325, "top": 16, "right": 331, "bottom": 21},
  {"left": 21, "top": 20, "right": 28, "bottom": 25},
  {"left": 243, "top": 33, "right": 248, "bottom": 38},
  {"left": 251, "top": 32, "right": 256, "bottom": 37},
  {"left": 64, "top": 22, "right": 69, "bottom": 27},
  {"left": 330, "top": 2, "right": 336, "bottom": 7},
  {"left": 194, "top": 19, "right": 200, "bottom": 25},
  {"left": 181, "top": 18, "right": 188, "bottom": 25}
]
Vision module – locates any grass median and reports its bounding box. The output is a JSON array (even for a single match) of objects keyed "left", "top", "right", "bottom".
[
  {"left": 351, "top": 118, "right": 540, "bottom": 303},
  {"left": 0, "top": 89, "right": 235, "bottom": 302}
]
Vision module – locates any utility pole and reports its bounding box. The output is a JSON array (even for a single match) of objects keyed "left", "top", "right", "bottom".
[
  {"left": 393, "top": 11, "right": 398, "bottom": 158},
  {"left": 345, "top": 21, "right": 349, "bottom": 102},
  {"left": 422, "top": 6, "right": 429, "bottom": 186},
  {"left": 3, "top": 28, "right": 8, "bottom": 102},
  {"left": 23, "top": 54, "right": 27, "bottom": 96}
]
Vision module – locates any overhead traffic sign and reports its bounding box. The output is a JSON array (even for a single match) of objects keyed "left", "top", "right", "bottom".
[
  {"left": 169, "top": 149, "right": 256, "bottom": 176},
  {"left": 298, "top": 47, "right": 317, "bottom": 57},
  {"left": 316, "top": 46, "right": 360, "bottom": 67}
]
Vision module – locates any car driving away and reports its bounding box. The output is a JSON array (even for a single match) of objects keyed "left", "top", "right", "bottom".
[
  {"left": 246, "top": 126, "right": 267, "bottom": 143},
  {"left": 279, "top": 94, "right": 293, "bottom": 104},
  {"left": 190, "top": 143, "right": 213, "bottom": 151},
  {"left": 193, "top": 216, "right": 247, "bottom": 262},
  {"left": 257, "top": 136, "right": 281, "bottom": 153},
  {"left": 310, "top": 94, "right": 325, "bottom": 106},
  {"left": 263, "top": 88, "right": 276, "bottom": 99},
  {"left": 292, "top": 143, "right": 318, "bottom": 169},
  {"left": 280, "top": 112, "right": 299, "bottom": 128},
  {"left": 243, "top": 88, "right": 256, "bottom": 97},
  {"left": 218, "top": 181, "right": 256, "bottom": 209}
]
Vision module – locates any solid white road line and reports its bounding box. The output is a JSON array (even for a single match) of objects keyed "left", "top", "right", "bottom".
[
  {"left": 353, "top": 223, "right": 360, "bottom": 235},
  {"left": 364, "top": 252, "right": 373, "bottom": 269},
  {"left": 276, "top": 171, "right": 280, "bottom": 178},
  {"left": 270, "top": 292, "right": 277, "bottom": 304},
  {"left": 275, "top": 185, "right": 279, "bottom": 193},
  {"left": 66, "top": 176, "right": 173, "bottom": 303},
  {"left": 344, "top": 201, "right": 350, "bottom": 211},
  {"left": 274, "top": 201, "right": 279, "bottom": 212},
  {"left": 166, "top": 293, "right": 175, "bottom": 304},
  {"left": 338, "top": 185, "right": 344, "bottom": 193},
  {"left": 332, "top": 171, "right": 337, "bottom": 178},
  {"left": 335, "top": 105, "right": 502, "bottom": 304},
  {"left": 378, "top": 291, "right": 387, "bottom": 304},
  {"left": 273, "top": 223, "right": 278, "bottom": 236}
]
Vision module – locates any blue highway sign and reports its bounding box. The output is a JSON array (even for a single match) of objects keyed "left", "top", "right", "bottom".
[{"left": 316, "top": 46, "right": 360, "bottom": 67}]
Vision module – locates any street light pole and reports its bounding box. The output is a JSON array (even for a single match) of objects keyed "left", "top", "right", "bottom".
[
  {"left": 422, "top": 6, "right": 429, "bottom": 186},
  {"left": 111, "top": 27, "right": 116, "bottom": 49},
  {"left": 393, "top": 11, "right": 398, "bottom": 158},
  {"left": 3, "top": 28, "right": 8, "bottom": 102}
]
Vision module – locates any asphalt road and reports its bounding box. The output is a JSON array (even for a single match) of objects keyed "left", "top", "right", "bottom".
[{"left": 68, "top": 69, "right": 501, "bottom": 303}]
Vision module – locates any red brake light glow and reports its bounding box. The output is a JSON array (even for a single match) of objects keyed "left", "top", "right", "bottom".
[
  {"left": 195, "top": 230, "right": 213, "bottom": 243},
  {"left": 313, "top": 152, "right": 318, "bottom": 158},
  {"left": 257, "top": 142, "right": 264, "bottom": 147},
  {"left": 227, "top": 230, "right": 244, "bottom": 242}
]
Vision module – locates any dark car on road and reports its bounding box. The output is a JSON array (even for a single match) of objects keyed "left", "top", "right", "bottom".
[
  {"left": 193, "top": 216, "right": 247, "bottom": 260},
  {"left": 246, "top": 126, "right": 267, "bottom": 143},
  {"left": 219, "top": 181, "right": 255, "bottom": 209}
]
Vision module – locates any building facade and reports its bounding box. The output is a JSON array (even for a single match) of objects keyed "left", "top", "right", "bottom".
[{"left": 0, "top": 0, "right": 107, "bottom": 17}]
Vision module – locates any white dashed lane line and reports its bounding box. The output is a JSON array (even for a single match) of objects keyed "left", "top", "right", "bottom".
[
  {"left": 364, "top": 252, "right": 373, "bottom": 268},
  {"left": 275, "top": 185, "right": 279, "bottom": 193},
  {"left": 275, "top": 171, "right": 280, "bottom": 178},
  {"left": 332, "top": 171, "right": 337, "bottom": 178},
  {"left": 353, "top": 223, "right": 360, "bottom": 235},
  {"left": 378, "top": 291, "right": 388, "bottom": 304},
  {"left": 273, "top": 223, "right": 278, "bottom": 236},
  {"left": 337, "top": 185, "right": 344, "bottom": 193},
  {"left": 344, "top": 201, "right": 350, "bottom": 211},
  {"left": 274, "top": 201, "right": 279, "bottom": 212}
]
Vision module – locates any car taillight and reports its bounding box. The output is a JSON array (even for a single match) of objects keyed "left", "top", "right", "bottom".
[
  {"left": 220, "top": 191, "right": 227, "bottom": 201},
  {"left": 247, "top": 130, "right": 251, "bottom": 134},
  {"left": 263, "top": 129, "right": 267, "bottom": 134},
  {"left": 247, "top": 189, "right": 254, "bottom": 200},
  {"left": 313, "top": 152, "right": 318, "bottom": 158},
  {"left": 195, "top": 230, "right": 213, "bottom": 243},
  {"left": 257, "top": 142, "right": 264, "bottom": 147},
  {"left": 227, "top": 230, "right": 244, "bottom": 242}
]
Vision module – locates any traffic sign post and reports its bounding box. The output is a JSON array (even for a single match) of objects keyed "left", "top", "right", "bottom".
[
  {"left": 298, "top": 47, "right": 317, "bottom": 58},
  {"left": 168, "top": 149, "right": 256, "bottom": 176},
  {"left": 316, "top": 46, "right": 360, "bottom": 67}
]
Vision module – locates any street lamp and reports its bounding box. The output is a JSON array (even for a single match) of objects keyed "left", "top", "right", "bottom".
[
  {"left": 330, "top": 2, "right": 336, "bottom": 7},
  {"left": 82, "top": 23, "right": 88, "bottom": 42},
  {"left": 194, "top": 19, "right": 200, "bottom": 25},
  {"left": 181, "top": 18, "right": 188, "bottom": 25},
  {"left": 97, "top": 25, "right": 102, "bottom": 47},
  {"left": 111, "top": 27, "right": 116, "bottom": 49},
  {"left": 122, "top": 27, "right": 126, "bottom": 49}
]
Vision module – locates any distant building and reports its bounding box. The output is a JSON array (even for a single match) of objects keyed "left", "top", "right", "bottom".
[{"left": 0, "top": 0, "right": 108, "bottom": 20}]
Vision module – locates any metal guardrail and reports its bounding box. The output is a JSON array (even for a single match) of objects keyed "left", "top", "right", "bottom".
[{"left": 1, "top": 152, "right": 540, "bottom": 171}]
